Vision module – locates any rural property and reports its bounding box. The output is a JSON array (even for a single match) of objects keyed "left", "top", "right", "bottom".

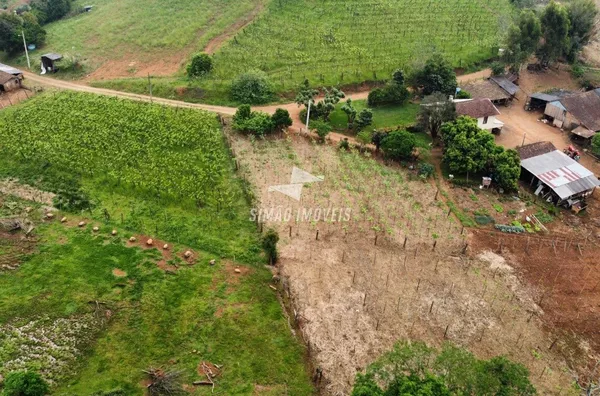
[{"left": 1, "top": 0, "right": 600, "bottom": 395}]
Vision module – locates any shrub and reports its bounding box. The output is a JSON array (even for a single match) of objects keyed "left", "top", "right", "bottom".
[
  {"left": 367, "top": 83, "right": 409, "bottom": 107},
  {"left": 230, "top": 70, "right": 274, "bottom": 104},
  {"left": 381, "top": 130, "right": 417, "bottom": 161},
  {"left": 418, "top": 163, "right": 435, "bottom": 179},
  {"left": 455, "top": 90, "right": 471, "bottom": 99},
  {"left": 338, "top": 138, "right": 350, "bottom": 151},
  {"left": 2, "top": 371, "right": 49, "bottom": 396},
  {"left": 355, "top": 108, "right": 373, "bottom": 132},
  {"left": 591, "top": 133, "right": 600, "bottom": 157},
  {"left": 233, "top": 111, "right": 273, "bottom": 136},
  {"left": 310, "top": 120, "right": 332, "bottom": 143},
  {"left": 271, "top": 108, "right": 292, "bottom": 131},
  {"left": 367, "top": 88, "right": 387, "bottom": 107},
  {"left": 186, "top": 53, "right": 212, "bottom": 77},
  {"left": 262, "top": 228, "right": 279, "bottom": 264},
  {"left": 53, "top": 185, "right": 93, "bottom": 212}
]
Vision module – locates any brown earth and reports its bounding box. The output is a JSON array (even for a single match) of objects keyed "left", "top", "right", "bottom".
[{"left": 112, "top": 268, "right": 127, "bottom": 277}]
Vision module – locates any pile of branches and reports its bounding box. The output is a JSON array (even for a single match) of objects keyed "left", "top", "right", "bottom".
[
  {"left": 143, "top": 367, "right": 184, "bottom": 396},
  {"left": 0, "top": 217, "right": 34, "bottom": 235}
]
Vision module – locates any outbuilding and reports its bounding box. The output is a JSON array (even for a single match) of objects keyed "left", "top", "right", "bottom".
[
  {"left": 459, "top": 75, "right": 519, "bottom": 105},
  {"left": 517, "top": 142, "right": 600, "bottom": 210},
  {"left": 0, "top": 71, "right": 21, "bottom": 92},
  {"left": 41, "top": 53, "right": 63, "bottom": 73}
]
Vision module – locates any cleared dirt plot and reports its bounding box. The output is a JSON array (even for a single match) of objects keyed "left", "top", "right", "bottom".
[{"left": 228, "top": 131, "right": 579, "bottom": 395}]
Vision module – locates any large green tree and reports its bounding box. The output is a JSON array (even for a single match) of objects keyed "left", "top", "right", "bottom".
[
  {"left": 536, "top": 1, "right": 570, "bottom": 66},
  {"left": 503, "top": 10, "right": 542, "bottom": 71},
  {"left": 566, "top": 0, "right": 598, "bottom": 61},
  {"left": 414, "top": 55, "right": 457, "bottom": 96},
  {"left": 417, "top": 92, "right": 456, "bottom": 141},
  {"left": 30, "top": 0, "right": 72, "bottom": 24},
  {"left": 442, "top": 116, "right": 496, "bottom": 175}
]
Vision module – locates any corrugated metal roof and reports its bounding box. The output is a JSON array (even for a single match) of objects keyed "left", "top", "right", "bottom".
[
  {"left": 41, "top": 53, "right": 62, "bottom": 61},
  {"left": 0, "top": 62, "right": 23, "bottom": 76},
  {"left": 548, "top": 100, "right": 566, "bottom": 111},
  {"left": 521, "top": 150, "right": 600, "bottom": 199},
  {"left": 530, "top": 93, "right": 559, "bottom": 102},
  {"left": 490, "top": 76, "right": 519, "bottom": 96},
  {"left": 571, "top": 126, "right": 596, "bottom": 139},
  {"left": 560, "top": 90, "right": 600, "bottom": 131}
]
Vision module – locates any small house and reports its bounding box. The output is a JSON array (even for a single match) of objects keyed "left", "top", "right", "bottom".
[
  {"left": 0, "top": 71, "right": 21, "bottom": 92},
  {"left": 41, "top": 53, "right": 63, "bottom": 73},
  {"left": 517, "top": 142, "right": 600, "bottom": 210},
  {"left": 455, "top": 98, "right": 504, "bottom": 133},
  {"left": 540, "top": 89, "right": 600, "bottom": 142}
]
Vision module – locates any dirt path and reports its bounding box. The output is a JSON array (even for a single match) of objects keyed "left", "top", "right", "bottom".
[{"left": 204, "top": 2, "right": 265, "bottom": 54}]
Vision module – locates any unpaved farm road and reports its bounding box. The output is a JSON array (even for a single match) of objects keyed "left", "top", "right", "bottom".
[{"left": 22, "top": 69, "right": 492, "bottom": 146}]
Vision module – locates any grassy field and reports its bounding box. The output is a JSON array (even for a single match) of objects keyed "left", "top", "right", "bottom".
[
  {"left": 88, "top": 0, "right": 513, "bottom": 104},
  {"left": 329, "top": 100, "right": 419, "bottom": 133},
  {"left": 0, "top": 93, "right": 313, "bottom": 394},
  {"left": 5, "top": 0, "right": 265, "bottom": 75}
]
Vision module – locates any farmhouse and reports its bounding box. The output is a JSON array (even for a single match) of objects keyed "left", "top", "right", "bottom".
[
  {"left": 0, "top": 71, "right": 21, "bottom": 92},
  {"left": 459, "top": 75, "right": 519, "bottom": 105},
  {"left": 455, "top": 98, "right": 504, "bottom": 133},
  {"left": 517, "top": 142, "right": 600, "bottom": 210}
]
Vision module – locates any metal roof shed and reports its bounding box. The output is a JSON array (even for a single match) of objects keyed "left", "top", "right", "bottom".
[
  {"left": 520, "top": 150, "right": 600, "bottom": 201},
  {"left": 41, "top": 53, "right": 63, "bottom": 73}
]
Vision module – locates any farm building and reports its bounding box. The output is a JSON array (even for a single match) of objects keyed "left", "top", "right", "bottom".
[
  {"left": 459, "top": 75, "right": 519, "bottom": 105},
  {"left": 0, "top": 71, "right": 21, "bottom": 92},
  {"left": 517, "top": 142, "right": 600, "bottom": 210},
  {"left": 0, "top": 63, "right": 23, "bottom": 80},
  {"left": 536, "top": 89, "right": 600, "bottom": 142},
  {"left": 455, "top": 98, "right": 504, "bottom": 133},
  {"left": 41, "top": 53, "right": 63, "bottom": 73},
  {"left": 525, "top": 89, "right": 575, "bottom": 111}
]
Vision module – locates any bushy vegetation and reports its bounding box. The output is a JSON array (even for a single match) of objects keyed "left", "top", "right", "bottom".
[
  {"left": 591, "top": 134, "right": 600, "bottom": 157},
  {"left": 0, "top": 12, "right": 46, "bottom": 53},
  {"left": 417, "top": 93, "right": 456, "bottom": 141},
  {"left": 381, "top": 130, "right": 417, "bottom": 161},
  {"left": 2, "top": 371, "right": 49, "bottom": 396},
  {"left": 186, "top": 53, "right": 213, "bottom": 77},
  {"left": 230, "top": 69, "right": 274, "bottom": 104},
  {"left": 412, "top": 55, "right": 457, "bottom": 96},
  {"left": 351, "top": 340, "right": 536, "bottom": 396},
  {"left": 367, "top": 69, "right": 409, "bottom": 107},
  {"left": 442, "top": 116, "right": 520, "bottom": 191},
  {"left": 233, "top": 105, "right": 292, "bottom": 136}
]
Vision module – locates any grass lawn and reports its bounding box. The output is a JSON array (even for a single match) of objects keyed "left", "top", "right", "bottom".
[
  {"left": 0, "top": 94, "right": 313, "bottom": 394},
  {"left": 329, "top": 100, "right": 419, "bottom": 134}
]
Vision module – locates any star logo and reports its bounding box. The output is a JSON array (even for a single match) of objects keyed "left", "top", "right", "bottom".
[{"left": 268, "top": 167, "right": 324, "bottom": 201}]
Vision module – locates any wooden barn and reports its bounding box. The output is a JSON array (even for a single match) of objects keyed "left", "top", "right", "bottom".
[{"left": 459, "top": 75, "right": 519, "bottom": 105}]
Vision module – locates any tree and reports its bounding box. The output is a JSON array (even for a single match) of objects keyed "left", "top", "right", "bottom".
[
  {"left": 415, "top": 55, "right": 457, "bottom": 96},
  {"left": 492, "top": 148, "right": 521, "bottom": 192},
  {"left": 0, "top": 12, "right": 46, "bottom": 52},
  {"left": 566, "top": 0, "right": 598, "bottom": 61},
  {"left": 381, "top": 130, "right": 416, "bottom": 161},
  {"left": 30, "top": 0, "right": 72, "bottom": 24},
  {"left": 262, "top": 228, "right": 279, "bottom": 264},
  {"left": 341, "top": 99, "right": 357, "bottom": 129},
  {"left": 315, "top": 87, "right": 345, "bottom": 121},
  {"left": 392, "top": 69, "right": 405, "bottom": 86},
  {"left": 371, "top": 130, "right": 387, "bottom": 152},
  {"left": 2, "top": 371, "right": 49, "bottom": 396},
  {"left": 311, "top": 120, "right": 332, "bottom": 143},
  {"left": 271, "top": 108, "right": 292, "bottom": 132},
  {"left": 503, "top": 10, "right": 541, "bottom": 71},
  {"left": 187, "top": 53, "right": 212, "bottom": 77},
  {"left": 355, "top": 109, "right": 373, "bottom": 132},
  {"left": 352, "top": 341, "right": 536, "bottom": 396},
  {"left": 295, "top": 79, "right": 319, "bottom": 110},
  {"left": 417, "top": 93, "right": 456, "bottom": 141},
  {"left": 442, "top": 116, "right": 496, "bottom": 175},
  {"left": 592, "top": 133, "right": 600, "bottom": 156},
  {"left": 537, "top": 1, "right": 570, "bottom": 66},
  {"left": 233, "top": 104, "right": 251, "bottom": 123},
  {"left": 230, "top": 69, "right": 274, "bottom": 104}
]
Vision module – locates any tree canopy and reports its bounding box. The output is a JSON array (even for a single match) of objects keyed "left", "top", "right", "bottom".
[
  {"left": 0, "top": 12, "right": 46, "bottom": 54},
  {"left": 351, "top": 341, "right": 536, "bottom": 396},
  {"left": 442, "top": 116, "right": 496, "bottom": 175},
  {"left": 566, "top": 0, "right": 598, "bottom": 61},
  {"left": 503, "top": 10, "right": 541, "bottom": 71},
  {"left": 230, "top": 70, "right": 274, "bottom": 104},
  {"left": 536, "top": 1, "right": 570, "bottom": 66},
  {"left": 380, "top": 130, "right": 417, "bottom": 161},
  {"left": 414, "top": 55, "right": 457, "bottom": 96}
]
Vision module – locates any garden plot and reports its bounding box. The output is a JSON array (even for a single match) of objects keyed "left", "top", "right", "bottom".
[{"left": 229, "top": 132, "right": 578, "bottom": 395}]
